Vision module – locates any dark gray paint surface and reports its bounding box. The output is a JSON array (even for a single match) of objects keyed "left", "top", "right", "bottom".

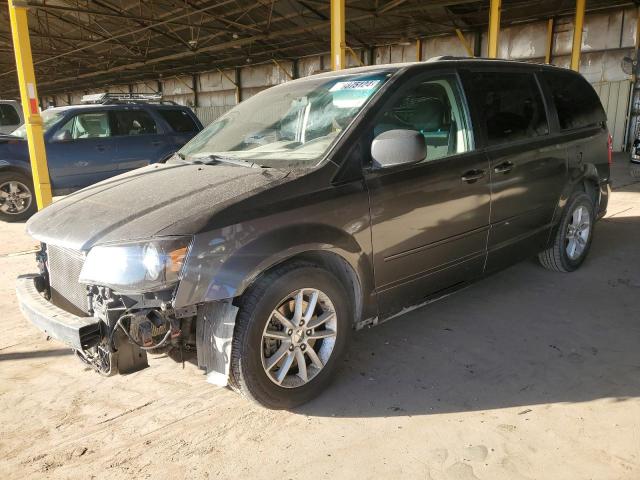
[
  {"left": 25, "top": 59, "right": 612, "bottom": 327},
  {"left": 26, "top": 162, "right": 291, "bottom": 250}
]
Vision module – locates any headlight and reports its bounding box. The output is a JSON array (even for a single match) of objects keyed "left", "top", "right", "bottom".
[{"left": 79, "top": 237, "right": 191, "bottom": 293}]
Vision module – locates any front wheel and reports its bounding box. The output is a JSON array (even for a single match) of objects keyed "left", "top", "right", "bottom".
[
  {"left": 0, "top": 172, "right": 37, "bottom": 222},
  {"left": 229, "top": 261, "right": 352, "bottom": 409},
  {"left": 538, "top": 191, "right": 594, "bottom": 272}
]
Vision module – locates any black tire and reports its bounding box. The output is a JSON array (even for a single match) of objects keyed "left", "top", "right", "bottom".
[
  {"left": 0, "top": 171, "right": 37, "bottom": 222},
  {"left": 230, "top": 261, "right": 352, "bottom": 409},
  {"left": 631, "top": 163, "right": 640, "bottom": 179},
  {"left": 538, "top": 191, "right": 594, "bottom": 272}
]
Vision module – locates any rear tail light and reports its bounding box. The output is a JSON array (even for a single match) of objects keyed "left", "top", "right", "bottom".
[{"left": 607, "top": 133, "right": 613, "bottom": 166}]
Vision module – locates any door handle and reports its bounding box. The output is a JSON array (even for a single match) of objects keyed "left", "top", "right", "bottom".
[
  {"left": 151, "top": 141, "right": 163, "bottom": 146},
  {"left": 461, "top": 169, "right": 486, "bottom": 183},
  {"left": 493, "top": 161, "right": 514, "bottom": 174}
]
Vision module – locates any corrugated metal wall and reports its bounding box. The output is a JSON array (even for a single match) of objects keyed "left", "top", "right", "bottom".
[
  {"left": 593, "top": 80, "right": 633, "bottom": 151},
  {"left": 43, "top": 7, "right": 638, "bottom": 149}
]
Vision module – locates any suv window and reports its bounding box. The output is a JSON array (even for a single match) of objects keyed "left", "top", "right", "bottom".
[
  {"left": 470, "top": 72, "right": 549, "bottom": 146},
  {"left": 158, "top": 109, "right": 198, "bottom": 133},
  {"left": 542, "top": 71, "right": 606, "bottom": 130},
  {"left": 373, "top": 74, "right": 471, "bottom": 162},
  {"left": 59, "top": 111, "right": 111, "bottom": 139},
  {"left": 112, "top": 110, "right": 157, "bottom": 136},
  {"left": 0, "top": 104, "right": 20, "bottom": 126}
]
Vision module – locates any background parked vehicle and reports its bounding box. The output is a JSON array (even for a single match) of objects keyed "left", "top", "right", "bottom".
[
  {"left": 17, "top": 60, "right": 611, "bottom": 409},
  {"left": 0, "top": 100, "right": 23, "bottom": 134},
  {"left": 0, "top": 93, "right": 202, "bottom": 221},
  {"left": 631, "top": 137, "right": 640, "bottom": 178}
]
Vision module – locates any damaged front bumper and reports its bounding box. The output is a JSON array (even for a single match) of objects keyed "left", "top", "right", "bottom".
[
  {"left": 16, "top": 273, "right": 239, "bottom": 385},
  {"left": 16, "top": 274, "right": 100, "bottom": 351}
]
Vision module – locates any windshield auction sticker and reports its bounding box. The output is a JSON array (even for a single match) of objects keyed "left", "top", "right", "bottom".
[{"left": 329, "top": 80, "right": 381, "bottom": 92}]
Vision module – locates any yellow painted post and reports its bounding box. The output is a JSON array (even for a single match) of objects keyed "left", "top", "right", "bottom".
[
  {"left": 8, "top": 0, "right": 52, "bottom": 210},
  {"left": 455, "top": 29, "right": 474, "bottom": 57},
  {"left": 330, "top": 0, "right": 346, "bottom": 70},
  {"left": 545, "top": 18, "right": 555, "bottom": 64},
  {"left": 416, "top": 38, "right": 422, "bottom": 62},
  {"left": 346, "top": 46, "right": 364, "bottom": 67},
  {"left": 487, "top": 0, "right": 501, "bottom": 59},
  {"left": 570, "top": 0, "right": 586, "bottom": 71}
]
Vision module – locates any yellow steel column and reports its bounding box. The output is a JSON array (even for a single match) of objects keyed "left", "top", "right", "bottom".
[
  {"left": 416, "top": 38, "right": 423, "bottom": 62},
  {"left": 455, "top": 29, "right": 475, "bottom": 57},
  {"left": 330, "top": 0, "right": 346, "bottom": 70},
  {"left": 544, "top": 18, "right": 555, "bottom": 64},
  {"left": 570, "top": 0, "right": 586, "bottom": 71},
  {"left": 8, "top": 0, "right": 51, "bottom": 210},
  {"left": 487, "top": 0, "right": 501, "bottom": 59}
]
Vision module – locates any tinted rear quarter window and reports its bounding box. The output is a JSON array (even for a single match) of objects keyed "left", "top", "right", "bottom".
[
  {"left": 469, "top": 71, "right": 549, "bottom": 146},
  {"left": 542, "top": 71, "right": 605, "bottom": 130},
  {"left": 0, "top": 104, "right": 21, "bottom": 126},
  {"left": 112, "top": 110, "right": 157, "bottom": 136},
  {"left": 158, "top": 109, "right": 198, "bottom": 133}
]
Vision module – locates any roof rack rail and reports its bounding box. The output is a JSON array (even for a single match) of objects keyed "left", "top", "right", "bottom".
[
  {"left": 81, "top": 93, "right": 167, "bottom": 105},
  {"left": 426, "top": 55, "right": 473, "bottom": 62}
]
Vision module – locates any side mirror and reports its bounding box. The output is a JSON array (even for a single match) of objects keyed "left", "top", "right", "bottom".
[
  {"left": 53, "top": 130, "right": 72, "bottom": 142},
  {"left": 371, "top": 129, "right": 426, "bottom": 169}
]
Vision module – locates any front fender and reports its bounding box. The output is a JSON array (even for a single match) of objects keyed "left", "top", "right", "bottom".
[
  {"left": 174, "top": 222, "right": 373, "bottom": 309},
  {"left": 0, "top": 158, "right": 31, "bottom": 175}
]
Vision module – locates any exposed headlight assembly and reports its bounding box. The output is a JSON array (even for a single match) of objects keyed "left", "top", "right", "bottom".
[{"left": 79, "top": 236, "right": 192, "bottom": 293}]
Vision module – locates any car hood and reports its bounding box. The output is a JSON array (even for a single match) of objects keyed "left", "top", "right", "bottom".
[{"left": 26, "top": 162, "right": 291, "bottom": 251}]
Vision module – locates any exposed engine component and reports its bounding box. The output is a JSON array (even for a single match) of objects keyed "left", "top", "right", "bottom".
[{"left": 75, "top": 285, "right": 195, "bottom": 375}]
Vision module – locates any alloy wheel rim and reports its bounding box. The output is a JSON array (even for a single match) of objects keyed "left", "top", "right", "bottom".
[
  {"left": 261, "top": 288, "right": 337, "bottom": 389},
  {"left": 566, "top": 205, "right": 590, "bottom": 260},
  {"left": 0, "top": 181, "right": 32, "bottom": 215}
]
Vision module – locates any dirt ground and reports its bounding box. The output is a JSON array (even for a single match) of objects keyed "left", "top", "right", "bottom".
[{"left": 1, "top": 154, "right": 639, "bottom": 480}]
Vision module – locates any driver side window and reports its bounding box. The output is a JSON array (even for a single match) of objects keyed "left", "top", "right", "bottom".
[
  {"left": 58, "top": 112, "right": 111, "bottom": 140},
  {"left": 374, "top": 74, "right": 471, "bottom": 162}
]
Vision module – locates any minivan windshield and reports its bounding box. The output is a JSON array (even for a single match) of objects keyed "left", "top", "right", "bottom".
[
  {"left": 11, "top": 109, "right": 65, "bottom": 138},
  {"left": 179, "top": 71, "right": 392, "bottom": 168}
]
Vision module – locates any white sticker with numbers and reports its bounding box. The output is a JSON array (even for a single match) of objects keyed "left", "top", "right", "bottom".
[{"left": 329, "top": 80, "right": 380, "bottom": 92}]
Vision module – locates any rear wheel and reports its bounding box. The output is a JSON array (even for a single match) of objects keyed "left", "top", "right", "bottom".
[
  {"left": 538, "top": 192, "right": 594, "bottom": 272},
  {"left": 0, "top": 172, "right": 37, "bottom": 222},
  {"left": 229, "top": 261, "right": 351, "bottom": 409}
]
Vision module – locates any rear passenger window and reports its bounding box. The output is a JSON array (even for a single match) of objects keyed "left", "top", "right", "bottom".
[
  {"left": 112, "top": 110, "right": 157, "bottom": 136},
  {"left": 0, "top": 104, "right": 20, "bottom": 126},
  {"left": 470, "top": 72, "right": 548, "bottom": 146},
  {"left": 158, "top": 109, "right": 198, "bottom": 133},
  {"left": 543, "top": 71, "right": 605, "bottom": 130}
]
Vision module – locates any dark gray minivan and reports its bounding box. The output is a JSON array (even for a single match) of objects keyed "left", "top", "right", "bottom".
[{"left": 17, "top": 58, "right": 612, "bottom": 408}]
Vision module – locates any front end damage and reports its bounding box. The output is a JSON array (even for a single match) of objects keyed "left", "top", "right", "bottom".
[{"left": 17, "top": 244, "right": 238, "bottom": 383}]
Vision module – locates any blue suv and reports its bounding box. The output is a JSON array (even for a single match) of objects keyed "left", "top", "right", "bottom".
[{"left": 0, "top": 94, "right": 202, "bottom": 221}]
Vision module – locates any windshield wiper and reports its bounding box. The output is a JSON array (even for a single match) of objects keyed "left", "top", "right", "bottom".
[{"left": 194, "top": 154, "right": 263, "bottom": 169}]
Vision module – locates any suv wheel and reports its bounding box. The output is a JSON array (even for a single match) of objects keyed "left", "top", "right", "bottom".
[
  {"left": 538, "top": 191, "right": 594, "bottom": 272},
  {"left": 229, "top": 261, "right": 351, "bottom": 409},
  {"left": 0, "top": 172, "right": 37, "bottom": 222}
]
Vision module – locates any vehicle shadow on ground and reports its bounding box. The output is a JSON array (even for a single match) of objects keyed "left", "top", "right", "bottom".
[
  {"left": 297, "top": 213, "right": 640, "bottom": 418},
  {"left": 0, "top": 348, "right": 72, "bottom": 361}
]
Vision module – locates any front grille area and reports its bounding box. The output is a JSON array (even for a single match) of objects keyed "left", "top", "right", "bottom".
[{"left": 47, "top": 244, "right": 90, "bottom": 317}]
